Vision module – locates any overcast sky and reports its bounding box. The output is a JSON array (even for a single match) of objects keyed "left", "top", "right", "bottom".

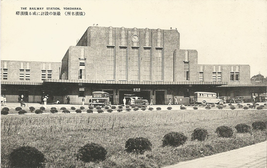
[{"left": 1, "top": 0, "right": 267, "bottom": 77}]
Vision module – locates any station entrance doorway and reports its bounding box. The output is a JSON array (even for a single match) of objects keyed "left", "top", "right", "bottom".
[
  {"left": 119, "top": 90, "right": 151, "bottom": 105},
  {"left": 156, "top": 91, "right": 165, "bottom": 105}
]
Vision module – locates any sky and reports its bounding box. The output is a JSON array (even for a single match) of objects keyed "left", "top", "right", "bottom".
[{"left": 1, "top": 0, "right": 267, "bottom": 77}]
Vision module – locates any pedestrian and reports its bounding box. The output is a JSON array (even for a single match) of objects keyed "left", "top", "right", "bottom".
[
  {"left": 150, "top": 98, "right": 153, "bottom": 105},
  {"left": 82, "top": 97, "right": 85, "bottom": 105},
  {"left": 66, "top": 96, "right": 70, "bottom": 104},
  {"left": 20, "top": 95, "right": 25, "bottom": 107},
  {"left": 168, "top": 98, "right": 172, "bottom": 105},
  {"left": 43, "top": 96, "right": 47, "bottom": 106},
  {"left": 174, "top": 96, "right": 178, "bottom": 105},
  {"left": 123, "top": 97, "right": 126, "bottom": 106}
]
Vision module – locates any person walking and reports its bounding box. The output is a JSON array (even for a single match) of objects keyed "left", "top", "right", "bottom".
[
  {"left": 43, "top": 96, "right": 47, "bottom": 106},
  {"left": 168, "top": 98, "right": 172, "bottom": 105},
  {"left": 123, "top": 97, "right": 126, "bottom": 106},
  {"left": 82, "top": 97, "right": 85, "bottom": 106},
  {"left": 66, "top": 96, "right": 70, "bottom": 104}
]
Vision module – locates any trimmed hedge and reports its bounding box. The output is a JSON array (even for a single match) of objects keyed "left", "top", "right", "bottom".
[
  {"left": 97, "top": 109, "right": 104, "bottom": 113},
  {"left": 15, "top": 107, "right": 22, "bottom": 111},
  {"left": 40, "top": 107, "right": 45, "bottom": 111},
  {"left": 167, "top": 107, "right": 172, "bottom": 110},
  {"left": 148, "top": 107, "right": 153, "bottom": 111},
  {"left": 107, "top": 109, "right": 113, "bottom": 113},
  {"left": 18, "top": 110, "right": 27, "bottom": 115},
  {"left": 76, "top": 109, "right": 82, "bottom": 113},
  {"left": 235, "top": 124, "right": 251, "bottom": 133},
  {"left": 77, "top": 143, "right": 107, "bottom": 162},
  {"left": 230, "top": 105, "right": 236, "bottom": 110},
  {"left": 80, "top": 106, "right": 85, "bottom": 110},
  {"left": 252, "top": 121, "right": 266, "bottom": 131},
  {"left": 87, "top": 109, "right": 93, "bottom": 113},
  {"left": 126, "top": 108, "right": 131, "bottom": 112},
  {"left": 162, "top": 132, "right": 187, "bottom": 147},
  {"left": 180, "top": 106, "right": 186, "bottom": 110},
  {"left": 111, "top": 106, "right": 116, "bottom": 109},
  {"left": 60, "top": 107, "right": 66, "bottom": 111},
  {"left": 191, "top": 128, "right": 208, "bottom": 141},
  {"left": 117, "top": 109, "right": 122, "bottom": 112},
  {"left": 243, "top": 106, "right": 249, "bottom": 110},
  {"left": 193, "top": 106, "right": 198, "bottom": 110},
  {"left": 29, "top": 106, "right": 35, "bottom": 112},
  {"left": 1, "top": 107, "right": 9, "bottom": 115},
  {"left": 9, "top": 146, "right": 45, "bottom": 168},
  {"left": 63, "top": 109, "right": 70, "bottom": 113},
  {"left": 35, "top": 109, "right": 43, "bottom": 114},
  {"left": 215, "top": 126, "right": 233, "bottom": 138},
  {"left": 71, "top": 107, "right": 76, "bottom": 110},
  {"left": 156, "top": 107, "right": 161, "bottom": 111},
  {"left": 125, "top": 137, "right": 152, "bottom": 154},
  {"left": 88, "top": 106, "right": 94, "bottom": 110}
]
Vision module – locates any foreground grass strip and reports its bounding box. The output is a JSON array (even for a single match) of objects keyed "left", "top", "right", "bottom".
[{"left": 1, "top": 110, "right": 267, "bottom": 167}]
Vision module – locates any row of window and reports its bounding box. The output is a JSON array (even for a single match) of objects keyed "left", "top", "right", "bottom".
[{"left": 199, "top": 72, "right": 240, "bottom": 82}]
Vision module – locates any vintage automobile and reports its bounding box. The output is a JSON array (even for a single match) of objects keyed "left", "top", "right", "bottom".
[
  {"left": 194, "top": 91, "right": 223, "bottom": 105},
  {"left": 90, "top": 91, "right": 110, "bottom": 107}
]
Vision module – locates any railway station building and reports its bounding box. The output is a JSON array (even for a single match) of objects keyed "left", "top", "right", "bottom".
[{"left": 1, "top": 26, "right": 266, "bottom": 104}]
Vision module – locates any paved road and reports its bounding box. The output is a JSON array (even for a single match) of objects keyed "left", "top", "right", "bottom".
[{"left": 165, "top": 141, "right": 267, "bottom": 168}]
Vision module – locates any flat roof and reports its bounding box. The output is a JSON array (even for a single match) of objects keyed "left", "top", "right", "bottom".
[
  {"left": 218, "top": 84, "right": 267, "bottom": 88},
  {"left": 1, "top": 81, "right": 43, "bottom": 85},
  {"left": 43, "top": 79, "right": 227, "bottom": 85}
]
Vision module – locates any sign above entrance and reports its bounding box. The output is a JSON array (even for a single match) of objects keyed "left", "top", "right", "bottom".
[{"left": 133, "top": 88, "right": 141, "bottom": 92}]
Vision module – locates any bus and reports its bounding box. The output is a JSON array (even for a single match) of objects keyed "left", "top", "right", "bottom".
[
  {"left": 90, "top": 91, "right": 110, "bottom": 107},
  {"left": 194, "top": 92, "right": 223, "bottom": 105}
]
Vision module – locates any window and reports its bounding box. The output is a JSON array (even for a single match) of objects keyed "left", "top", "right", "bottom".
[
  {"left": 79, "top": 88, "right": 85, "bottom": 97},
  {"left": 19, "top": 73, "right": 24, "bottom": 80},
  {"left": 42, "top": 74, "right": 46, "bottom": 80},
  {"left": 47, "top": 74, "right": 52, "bottom": 79},
  {"left": 47, "top": 70, "right": 52, "bottom": 73},
  {"left": 235, "top": 72, "right": 239, "bottom": 80},
  {"left": 199, "top": 72, "right": 204, "bottom": 81},
  {"left": 41, "top": 70, "right": 46, "bottom": 73},
  {"left": 184, "top": 62, "right": 189, "bottom": 80},
  {"left": 212, "top": 72, "right": 217, "bottom": 82},
  {"left": 79, "top": 69, "right": 83, "bottom": 79},
  {"left": 217, "top": 72, "right": 222, "bottom": 82},
  {"left": 79, "top": 62, "right": 85, "bottom": 66},
  {"left": 3, "top": 68, "right": 8, "bottom": 80},
  {"left": 230, "top": 72, "right": 234, "bottom": 81}
]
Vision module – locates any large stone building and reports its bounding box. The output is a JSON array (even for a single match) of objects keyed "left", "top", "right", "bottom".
[{"left": 1, "top": 26, "right": 266, "bottom": 104}]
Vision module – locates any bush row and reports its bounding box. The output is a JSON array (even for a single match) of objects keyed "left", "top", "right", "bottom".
[{"left": 8, "top": 121, "right": 266, "bottom": 167}]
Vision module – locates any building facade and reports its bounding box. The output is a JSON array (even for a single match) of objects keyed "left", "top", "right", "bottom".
[{"left": 1, "top": 26, "right": 266, "bottom": 104}]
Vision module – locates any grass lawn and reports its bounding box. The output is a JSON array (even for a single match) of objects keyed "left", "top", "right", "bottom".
[{"left": 1, "top": 109, "right": 267, "bottom": 167}]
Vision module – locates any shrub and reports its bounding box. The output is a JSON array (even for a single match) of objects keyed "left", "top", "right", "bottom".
[
  {"left": 215, "top": 126, "right": 233, "bottom": 138},
  {"left": 18, "top": 110, "right": 27, "bottom": 115},
  {"left": 50, "top": 109, "right": 58, "bottom": 113},
  {"left": 111, "top": 106, "right": 116, "bottom": 109},
  {"left": 252, "top": 121, "right": 266, "bottom": 131},
  {"left": 1, "top": 107, "right": 9, "bottom": 115},
  {"left": 96, "top": 106, "right": 101, "bottom": 110},
  {"left": 9, "top": 146, "right": 45, "bottom": 168},
  {"left": 125, "top": 137, "right": 152, "bottom": 154},
  {"left": 88, "top": 106, "right": 94, "bottom": 109},
  {"left": 180, "top": 106, "right": 186, "bottom": 110},
  {"left": 133, "top": 107, "right": 139, "bottom": 111},
  {"left": 63, "top": 109, "right": 70, "bottom": 113},
  {"left": 29, "top": 106, "right": 35, "bottom": 112},
  {"left": 117, "top": 109, "right": 122, "bottom": 112},
  {"left": 118, "top": 105, "right": 123, "bottom": 109},
  {"left": 126, "top": 105, "right": 130, "bottom": 108},
  {"left": 77, "top": 143, "right": 107, "bottom": 162},
  {"left": 35, "top": 109, "right": 43, "bottom": 114},
  {"left": 97, "top": 109, "right": 104, "bottom": 113},
  {"left": 162, "top": 132, "right": 188, "bottom": 147},
  {"left": 76, "top": 109, "right": 82, "bottom": 113},
  {"left": 257, "top": 106, "right": 263, "bottom": 110},
  {"left": 235, "top": 124, "right": 251, "bottom": 133},
  {"left": 71, "top": 107, "right": 76, "bottom": 110},
  {"left": 60, "top": 107, "right": 66, "bottom": 110},
  {"left": 148, "top": 107, "right": 153, "bottom": 111},
  {"left": 217, "top": 105, "right": 223, "bottom": 109},
  {"left": 193, "top": 106, "right": 198, "bottom": 110},
  {"left": 15, "top": 107, "right": 22, "bottom": 111},
  {"left": 104, "top": 106, "right": 109, "bottom": 109},
  {"left": 156, "top": 107, "right": 161, "bottom": 111},
  {"left": 249, "top": 105, "right": 254, "bottom": 108},
  {"left": 211, "top": 104, "right": 215, "bottom": 107},
  {"left": 87, "top": 109, "right": 93, "bottom": 113},
  {"left": 230, "top": 105, "right": 236, "bottom": 110},
  {"left": 205, "top": 106, "right": 211, "bottom": 110},
  {"left": 238, "top": 104, "right": 243, "bottom": 108},
  {"left": 141, "top": 107, "right": 146, "bottom": 111},
  {"left": 107, "top": 109, "right": 113, "bottom": 113},
  {"left": 80, "top": 106, "right": 85, "bottom": 110},
  {"left": 167, "top": 107, "right": 172, "bottom": 110},
  {"left": 40, "top": 107, "right": 45, "bottom": 111},
  {"left": 191, "top": 128, "right": 208, "bottom": 141},
  {"left": 126, "top": 108, "right": 131, "bottom": 112},
  {"left": 243, "top": 106, "right": 249, "bottom": 110}
]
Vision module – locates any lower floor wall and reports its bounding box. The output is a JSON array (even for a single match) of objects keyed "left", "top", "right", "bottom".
[{"left": 1, "top": 83, "right": 266, "bottom": 105}]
